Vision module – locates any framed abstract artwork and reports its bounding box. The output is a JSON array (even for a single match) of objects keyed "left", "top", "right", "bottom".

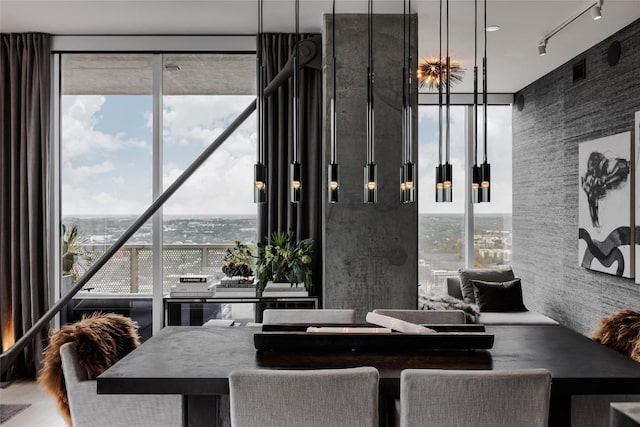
[{"left": 578, "top": 131, "right": 634, "bottom": 278}]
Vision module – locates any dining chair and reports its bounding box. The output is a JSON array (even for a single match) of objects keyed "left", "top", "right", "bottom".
[
  {"left": 400, "top": 368, "right": 551, "bottom": 427},
  {"left": 229, "top": 367, "right": 379, "bottom": 427},
  {"left": 261, "top": 308, "right": 356, "bottom": 324},
  {"left": 373, "top": 309, "right": 466, "bottom": 324},
  {"left": 59, "top": 342, "right": 182, "bottom": 427}
]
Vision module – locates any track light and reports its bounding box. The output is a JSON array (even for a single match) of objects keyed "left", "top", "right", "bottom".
[
  {"left": 538, "top": 40, "right": 547, "bottom": 56},
  {"left": 538, "top": 0, "right": 603, "bottom": 56}
]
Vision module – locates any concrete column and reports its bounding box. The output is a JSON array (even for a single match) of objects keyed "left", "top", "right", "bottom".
[{"left": 322, "top": 14, "right": 418, "bottom": 320}]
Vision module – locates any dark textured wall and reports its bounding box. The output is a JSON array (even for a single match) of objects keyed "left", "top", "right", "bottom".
[{"left": 512, "top": 19, "right": 640, "bottom": 336}]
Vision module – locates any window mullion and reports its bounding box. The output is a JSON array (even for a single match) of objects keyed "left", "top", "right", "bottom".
[{"left": 152, "top": 53, "right": 164, "bottom": 335}]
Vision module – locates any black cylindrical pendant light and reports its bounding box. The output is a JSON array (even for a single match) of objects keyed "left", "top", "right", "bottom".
[
  {"left": 400, "top": 0, "right": 415, "bottom": 204},
  {"left": 364, "top": 0, "right": 377, "bottom": 203},
  {"left": 480, "top": 0, "right": 491, "bottom": 202},
  {"left": 442, "top": 0, "right": 453, "bottom": 203},
  {"left": 254, "top": 0, "right": 267, "bottom": 203},
  {"left": 291, "top": 0, "right": 302, "bottom": 203},
  {"left": 471, "top": 0, "right": 481, "bottom": 204},
  {"left": 328, "top": 0, "right": 339, "bottom": 204},
  {"left": 435, "top": 0, "right": 445, "bottom": 203}
]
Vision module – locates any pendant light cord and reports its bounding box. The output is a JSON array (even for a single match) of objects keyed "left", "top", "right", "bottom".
[
  {"left": 473, "top": 0, "right": 478, "bottom": 166},
  {"left": 257, "top": 0, "right": 264, "bottom": 165},
  {"left": 407, "top": 0, "right": 412, "bottom": 163},
  {"left": 293, "top": 0, "right": 300, "bottom": 163},
  {"left": 331, "top": 0, "right": 337, "bottom": 164},
  {"left": 367, "top": 0, "right": 374, "bottom": 164},
  {"left": 483, "top": 0, "right": 488, "bottom": 163},
  {"left": 445, "top": 0, "right": 450, "bottom": 164},
  {"left": 438, "top": 0, "right": 443, "bottom": 167}
]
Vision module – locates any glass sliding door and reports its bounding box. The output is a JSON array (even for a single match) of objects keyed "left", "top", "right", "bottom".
[
  {"left": 161, "top": 53, "right": 257, "bottom": 324},
  {"left": 60, "top": 53, "right": 155, "bottom": 338}
]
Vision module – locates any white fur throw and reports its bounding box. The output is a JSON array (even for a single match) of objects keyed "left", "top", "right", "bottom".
[{"left": 419, "top": 292, "right": 480, "bottom": 323}]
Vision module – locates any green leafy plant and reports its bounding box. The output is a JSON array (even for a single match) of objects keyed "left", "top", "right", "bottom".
[
  {"left": 222, "top": 241, "right": 254, "bottom": 278},
  {"left": 256, "top": 231, "right": 313, "bottom": 291},
  {"left": 62, "top": 224, "right": 82, "bottom": 280}
]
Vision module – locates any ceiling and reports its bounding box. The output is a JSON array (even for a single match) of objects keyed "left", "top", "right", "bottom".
[{"left": 2, "top": 0, "right": 639, "bottom": 93}]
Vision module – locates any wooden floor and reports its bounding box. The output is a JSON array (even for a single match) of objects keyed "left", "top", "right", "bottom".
[{"left": 1, "top": 380, "right": 67, "bottom": 426}]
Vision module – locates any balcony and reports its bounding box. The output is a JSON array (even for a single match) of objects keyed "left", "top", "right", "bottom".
[{"left": 69, "top": 243, "right": 235, "bottom": 295}]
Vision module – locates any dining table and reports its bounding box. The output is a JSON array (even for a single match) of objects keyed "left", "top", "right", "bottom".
[{"left": 97, "top": 324, "right": 640, "bottom": 427}]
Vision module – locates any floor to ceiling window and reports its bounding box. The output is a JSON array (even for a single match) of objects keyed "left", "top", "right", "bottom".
[
  {"left": 418, "top": 103, "right": 512, "bottom": 295},
  {"left": 54, "top": 37, "right": 256, "bottom": 337}
]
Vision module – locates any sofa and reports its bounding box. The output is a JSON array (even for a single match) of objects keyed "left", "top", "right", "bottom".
[{"left": 445, "top": 271, "right": 558, "bottom": 326}]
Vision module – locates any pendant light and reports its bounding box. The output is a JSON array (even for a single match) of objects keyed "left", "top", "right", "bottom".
[
  {"left": 328, "top": 0, "right": 339, "bottom": 203},
  {"left": 442, "top": 0, "right": 453, "bottom": 203},
  {"left": 291, "top": 0, "right": 302, "bottom": 203},
  {"left": 400, "top": 0, "right": 415, "bottom": 204},
  {"left": 254, "top": 0, "right": 267, "bottom": 204},
  {"left": 471, "top": 0, "right": 481, "bottom": 204},
  {"left": 435, "top": 0, "right": 445, "bottom": 203},
  {"left": 364, "top": 0, "right": 377, "bottom": 203},
  {"left": 480, "top": 0, "right": 491, "bottom": 202}
]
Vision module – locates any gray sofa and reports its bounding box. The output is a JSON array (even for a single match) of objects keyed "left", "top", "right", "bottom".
[{"left": 446, "top": 276, "right": 558, "bottom": 325}]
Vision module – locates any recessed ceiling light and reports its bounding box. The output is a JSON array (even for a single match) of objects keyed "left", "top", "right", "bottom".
[
  {"left": 485, "top": 25, "right": 500, "bottom": 32},
  {"left": 164, "top": 64, "right": 180, "bottom": 71}
]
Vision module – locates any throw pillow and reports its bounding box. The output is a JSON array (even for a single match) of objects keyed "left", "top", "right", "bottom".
[
  {"left": 471, "top": 279, "right": 528, "bottom": 312},
  {"left": 458, "top": 268, "right": 516, "bottom": 303}
]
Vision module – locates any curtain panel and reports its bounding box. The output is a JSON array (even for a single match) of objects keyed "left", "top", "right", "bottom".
[
  {"left": 257, "top": 33, "right": 323, "bottom": 297},
  {"left": 0, "top": 33, "right": 51, "bottom": 379}
]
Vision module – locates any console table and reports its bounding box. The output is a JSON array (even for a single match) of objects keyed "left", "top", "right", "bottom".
[{"left": 163, "top": 296, "right": 318, "bottom": 326}]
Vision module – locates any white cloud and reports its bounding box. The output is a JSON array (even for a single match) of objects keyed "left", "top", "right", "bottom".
[{"left": 61, "top": 95, "right": 150, "bottom": 159}]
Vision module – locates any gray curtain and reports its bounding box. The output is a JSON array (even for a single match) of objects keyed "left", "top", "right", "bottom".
[
  {"left": 0, "top": 33, "right": 51, "bottom": 379},
  {"left": 257, "top": 33, "right": 323, "bottom": 298}
]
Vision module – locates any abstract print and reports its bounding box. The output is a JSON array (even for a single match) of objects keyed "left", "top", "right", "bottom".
[{"left": 578, "top": 132, "right": 634, "bottom": 278}]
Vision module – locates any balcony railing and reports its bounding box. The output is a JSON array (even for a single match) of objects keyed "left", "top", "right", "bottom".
[{"left": 71, "top": 244, "right": 235, "bottom": 294}]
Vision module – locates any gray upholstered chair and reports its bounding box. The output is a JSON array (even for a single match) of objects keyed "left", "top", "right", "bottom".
[
  {"left": 60, "top": 342, "right": 182, "bottom": 427},
  {"left": 400, "top": 368, "right": 551, "bottom": 427},
  {"left": 373, "top": 309, "right": 466, "bottom": 324},
  {"left": 261, "top": 309, "right": 356, "bottom": 325},
  {"left": 229, "top": 367, "right": 379, "bottom": 427}
]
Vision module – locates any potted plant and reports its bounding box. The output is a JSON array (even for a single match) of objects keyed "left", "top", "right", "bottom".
[
  {"left": 221, "top": 240, "right": 255, "bottom": 282},
  {"left": 256, "top": 231, "right": 313, "bottom": 292}
]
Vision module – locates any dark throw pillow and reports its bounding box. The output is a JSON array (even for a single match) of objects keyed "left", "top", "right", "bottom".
[
  {"left": 471, "top": 279, "right": 528, "bottom": 312},
  {"left": 458, "top": 268, "right": 516, "bottom": 303}
]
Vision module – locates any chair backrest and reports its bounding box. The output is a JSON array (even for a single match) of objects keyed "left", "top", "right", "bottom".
[
  {"left": 400, "top": 368, "right": 551, "bottom": 427},
  {"left": 59, "top": 342, "right": 182, "bottom": 427},
  {"left": 229, "top": 367, "right": 379, "bottom": 427},
  {"left": 373, "top": 309, "right": 466, "bottom": 324},
  {"left": 262, "top": 309, "right": 356, "bottom": 325}
]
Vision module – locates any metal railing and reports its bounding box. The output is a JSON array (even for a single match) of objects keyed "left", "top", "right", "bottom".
[{"left": 73, "top": 244, "right": 235, "bottom": 294}]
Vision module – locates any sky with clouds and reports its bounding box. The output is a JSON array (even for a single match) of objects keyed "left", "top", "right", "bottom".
[{"left": 61, "top": 95, "right": 511, "bottom": 217}]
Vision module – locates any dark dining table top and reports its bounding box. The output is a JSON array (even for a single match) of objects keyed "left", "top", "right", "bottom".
[{"left": 97, "top": 324, "right": 640, "bottom": 397}]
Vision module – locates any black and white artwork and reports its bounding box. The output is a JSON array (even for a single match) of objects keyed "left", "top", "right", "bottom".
[{"left": 578, "top": 132, "right": 634, "bottom": 278}]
